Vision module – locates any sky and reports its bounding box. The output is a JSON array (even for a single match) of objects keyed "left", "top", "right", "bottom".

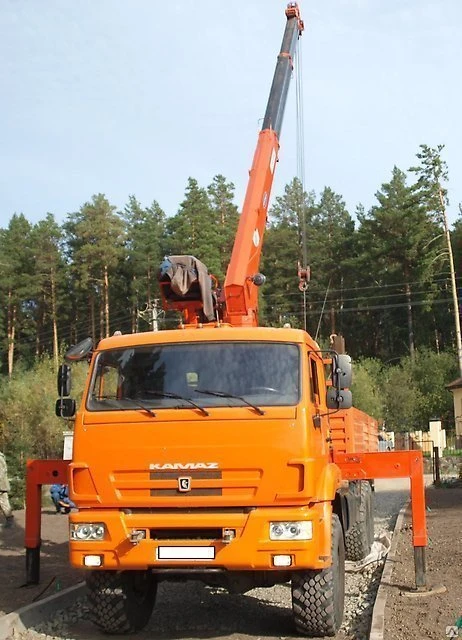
[{"left": 1, "top": 0, "right": 461, "bottom": 229}]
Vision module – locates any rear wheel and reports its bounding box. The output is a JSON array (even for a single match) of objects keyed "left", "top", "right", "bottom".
[
  {"left": 345, "top": 480, "right": 372, "bottom": 561},
  {"left": 87, "top": 569, "right": 157, "bottom": 634},
  {"left": 291, "top": 514, "right": 345, "bottom": 637},
  {"left": 366, "top": 482, "right": 375, "bottom": 548}
]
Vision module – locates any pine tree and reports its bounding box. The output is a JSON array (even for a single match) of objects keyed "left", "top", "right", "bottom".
[
  {"left": 207, "top": 175, "right": 239, "bottom": 281},
  {"left": 309, "top": 187, "right": 355, "bottom": 339},
  {"left": 65, "top": 194, "right": 124, "bottom": 341},
  {"left": 123, "top": 196, "right": 167, "bottom": 331},
  {"left": 32, "top": 214, "right": 66, "bottom": 366},
  {"left": 262, "top": 179, "right": 315, "bottom": 327},
  {"left": 356, "top": 167, "right": 444, "bottom": 359},
  {"left": 167, "top": 178, "right": 221, "bottom": 277},
  {"left": 0, "top": 215, "right": 36, "bottom": 375}
]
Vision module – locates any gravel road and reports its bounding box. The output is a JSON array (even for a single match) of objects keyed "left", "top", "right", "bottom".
[{"left": 15, "top": 478, "right": 416, "bottom": 640}]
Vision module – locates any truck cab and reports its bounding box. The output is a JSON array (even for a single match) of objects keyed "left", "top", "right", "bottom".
[{"left": 63, "top": 325, "right": 354, "bottom": 635}]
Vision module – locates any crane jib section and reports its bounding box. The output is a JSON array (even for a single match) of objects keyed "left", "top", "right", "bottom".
[{"left": 223, "top": 4, "right": 304, "bottom": 326}]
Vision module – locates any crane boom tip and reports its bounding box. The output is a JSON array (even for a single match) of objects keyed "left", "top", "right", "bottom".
[{"left": 285, "top": 2, "right": 304, "bottom": 34}]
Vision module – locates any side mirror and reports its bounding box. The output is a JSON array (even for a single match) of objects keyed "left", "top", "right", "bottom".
[
  {"left": 55, "top": 398, "right": 76, "bottom": 418},
  {"left": 332, "top": 354, "right": 352, "bottom": 390},
  {"left": 65, "top": 337, "right": 93, "bottom": 362},
  {"left": 326, "top": 387, "right": 352, "bottom": 410},
  {"left": 57, "top": 364, "right": 71, "bottom": 396}
]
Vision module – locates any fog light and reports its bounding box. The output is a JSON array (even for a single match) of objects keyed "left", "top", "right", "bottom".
[
  {"left": 130, "top": 529, "right": 147, "bottom": 544},
  {"left": 273, "top": 554, "right": 292, "bottom": 567},
  {"left": 222, "top": 529, "right": 236, "bottom": 544},
  {"left": 83, "top": 555, "right": 103, "bottom": 567}
]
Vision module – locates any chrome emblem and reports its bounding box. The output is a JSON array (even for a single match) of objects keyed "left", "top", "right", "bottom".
[{"left": 178, "top": 476, "right": 192, "bottom": 492}]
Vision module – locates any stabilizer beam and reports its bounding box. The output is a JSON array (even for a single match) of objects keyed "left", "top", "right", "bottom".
[
  {"left": 334, "top": 450, "right": 427, "bottom": 587},
  {"left": 24, "top": 459, "right": 71, "bottom": 585}
]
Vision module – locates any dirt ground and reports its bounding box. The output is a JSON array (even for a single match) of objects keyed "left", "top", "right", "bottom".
[
  {"left": 383, "top": 485, "right": 462, "bottom": 640},
  {"left": 0, "top": 508, "right": 83, "bottom": 616}
]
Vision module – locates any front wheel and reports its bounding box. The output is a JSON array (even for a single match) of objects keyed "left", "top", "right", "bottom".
[
  {"left": 291, "top": 514, "right": 345, "bottom": 637},
  {"left": 87, "top": 569, "right": 157, "bottom": 634}
]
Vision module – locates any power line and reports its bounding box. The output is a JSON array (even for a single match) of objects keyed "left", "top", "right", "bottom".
[{"left": 275, "top": 295, "right": 460, "bottom": 316}]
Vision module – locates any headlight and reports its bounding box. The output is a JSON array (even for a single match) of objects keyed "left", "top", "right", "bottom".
[
  {"left": 70, "top": 523, "right": 106, "bottom": 541},
  {"left": 269, "top": 521, "right": 312, "bottom": 541}
]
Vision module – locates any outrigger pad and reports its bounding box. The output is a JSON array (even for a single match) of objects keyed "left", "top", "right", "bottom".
[{"left": 159, "top": 255, "right": 215, "bottom": 321}]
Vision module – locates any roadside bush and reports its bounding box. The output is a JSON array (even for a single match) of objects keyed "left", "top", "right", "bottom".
[{"left": 0, "top": 356, "right": 88, "bottom": 507}]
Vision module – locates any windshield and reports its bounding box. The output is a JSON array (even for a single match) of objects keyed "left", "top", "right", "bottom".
[{"left": 87, "top": 341, "right": 300, "bottom": 412}]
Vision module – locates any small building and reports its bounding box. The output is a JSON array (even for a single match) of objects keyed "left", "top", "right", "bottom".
[{"left": 446, "top": 377, "right": 462, "bottom": 449}]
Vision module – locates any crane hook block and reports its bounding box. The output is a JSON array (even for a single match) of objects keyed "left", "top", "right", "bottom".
[{"left": 298, "top": 262, "right": 310, "bottom": 291}]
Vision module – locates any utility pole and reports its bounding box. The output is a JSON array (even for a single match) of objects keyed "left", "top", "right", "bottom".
[
  {"left": 439, "top": 187, "right": 462, "bottom": 376},
  {"left": 138, "top": 300, "right": 162, "bottom": 332},
  {"left": 410, "top": 144, "right": 462, "bottom": 377}
]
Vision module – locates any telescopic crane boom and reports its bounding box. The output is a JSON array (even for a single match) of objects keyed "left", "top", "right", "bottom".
[
  {"left": 223, "top": 3, "right": 304, "bottom": 326},
  {"left": 158, "top": 3, "right": 303, "bottom": 327}
]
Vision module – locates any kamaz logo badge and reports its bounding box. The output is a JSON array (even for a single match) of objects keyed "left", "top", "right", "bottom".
[
  {"left": 149, "top": 462, "right": 219, "bottom": 470},
  {"left": 178, "top": 476, "right": 191, "bottom": 492}
]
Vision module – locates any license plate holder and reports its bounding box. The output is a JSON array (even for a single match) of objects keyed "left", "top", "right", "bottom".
[{"left": 156, "top": 546, "right": 215, "bottom": 561}]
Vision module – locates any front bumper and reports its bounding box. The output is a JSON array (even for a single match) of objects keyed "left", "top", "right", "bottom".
[{"left": 69, "top": 502, "right": 332, "bottom": 572}]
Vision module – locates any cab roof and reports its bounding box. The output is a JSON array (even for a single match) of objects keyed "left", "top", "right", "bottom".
[{"left": 96, "top": 326, "right": 320, "bottom": 351}]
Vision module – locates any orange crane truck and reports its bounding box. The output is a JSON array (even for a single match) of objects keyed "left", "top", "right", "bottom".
[{"left": 25, "top": 3, "right": 428, "bottom": 637}]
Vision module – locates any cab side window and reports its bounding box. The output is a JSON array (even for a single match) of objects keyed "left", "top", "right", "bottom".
[{"left": 309, "top": 357, "right": 320, "bottom": 405}]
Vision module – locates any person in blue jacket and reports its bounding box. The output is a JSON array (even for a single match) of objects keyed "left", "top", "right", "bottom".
[{"left": 50, "top": 484, "right": 76, "bottom": 514}]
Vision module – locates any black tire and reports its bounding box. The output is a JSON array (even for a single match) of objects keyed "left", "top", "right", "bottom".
[
  {"left": 291, "top": 514, "right": 345, "bottom": 637},
  {"left": 86, "top": 569, "right": 157, "bottom": 634},
  {"left": 344, "top": 480, "right": 372, "bottom": 561}
]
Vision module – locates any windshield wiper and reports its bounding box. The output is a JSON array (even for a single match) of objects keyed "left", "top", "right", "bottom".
[
  {"left": 96, "top": 395, "right": 156, "bottom": 417},
  {"left": 194, "top": 389, "right": 265, "bottom": 416},
  {"left": 142, "top": 391, "right": 209, "bottom": 417}
]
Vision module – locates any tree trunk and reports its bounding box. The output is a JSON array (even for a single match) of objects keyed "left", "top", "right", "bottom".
[
  {"left": 35, "top": 295, "right": 45, "bottom": 358},
  {"left": 405, "top": 280, "right": 415, "bottom": 359},
  {"left": 147, "top": 263, "right": 152, "bottom": 306},
  {"left": 131, "top": 275, "right": 138, "bottom": 333},
  {"left": 50, "top": 268, "right": 59, "bottom": 368},
  {"left": 7, "top": 292, "right": 16, "bottom": 378},
  {"left": 104, "top": 265, "right": 110, "bottom": 338},
  {"left": 90, "top": 292, "right": 96, "bottom": 343}
]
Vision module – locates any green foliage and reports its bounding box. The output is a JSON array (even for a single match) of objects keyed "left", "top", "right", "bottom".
[
  {"left": 0, "top": 356, "right": 88, "bottom": 506},
  {"left": 350, "top": 350, "right": 456, "bottom": 433},
  {"left": 207, "top": 174, "right": 239, "bottom": 281},
  {"left": 0, "top": 154, "right": 460, "bottom": 440},
  {"left": 263, "top": 179, "right": 315, "bottom": 328},
  {"left": 382, "top": 348, "right": 457, "bottom": 432},
  {"left": 353, "top": 167, "right": 445, "bottom": 358},
  {"left": 409, "top": 144, "right": 449, "bottom": 219},
  {"left": 402, "top": 348, "right": 457, "bottom": 427},
  {"left": 383, "top": 365, "right": 424, "bottom": 433},
  {"left": 122, "top": 196, "right": 167, "bottom": 330},
  {"left": 167, "top": 178, "right": 222, "bottom": 277},
  {"left": 350, "top": 358, "right": 384, "bottom": 421},
  {"left": 65, "top": 194, "right": 125, "bottom": 342}
]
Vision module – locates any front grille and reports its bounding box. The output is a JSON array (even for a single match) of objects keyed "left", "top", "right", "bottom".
[
  {"left": 150, "top": 528, "right": 223, "bottom": 540},
  {"left": 150, "top": 470, "right": 223, "bottom": 497}
]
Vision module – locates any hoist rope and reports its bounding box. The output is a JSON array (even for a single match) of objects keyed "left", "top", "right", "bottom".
[
  {"left": 295, "top": 39, "right": 308, "bottom": 330},
  {"left": 315, "top": 279, "right": 332, "bottom": 343}
]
